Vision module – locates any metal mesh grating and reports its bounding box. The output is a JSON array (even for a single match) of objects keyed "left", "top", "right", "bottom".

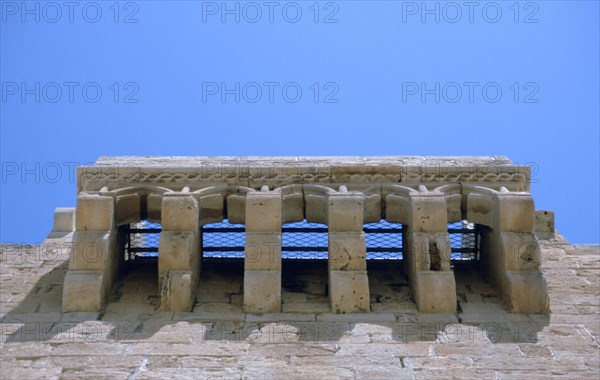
[
  {"left": 282, "top": 221, "right": 328, "bottom": 259},
  {"left": 124, "top": 221, "right": 161, "bottom": 260},
  {"left": 364, "top": 220, "right": 403, "bottom": 260},
  {"left": 448, "top": 220, "right": 478, "bottom": 261},
  {"left": 123, "top": 219, "right": 478, "bottom": 262},
  {"left": 202, "top": 220, "right": 245, "bottom": 258}
]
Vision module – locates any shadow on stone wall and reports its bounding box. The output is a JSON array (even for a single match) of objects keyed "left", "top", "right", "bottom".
[{"left": 1, "top": 237, "right": 549, "bottom": 346}]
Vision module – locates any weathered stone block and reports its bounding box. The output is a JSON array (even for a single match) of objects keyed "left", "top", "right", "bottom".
[
  {"left": 245, "top": 232, "right": 281, "bottom": 271},
  {"left": 413, "top": 270, "right": 457, "bottom": 313},
  {"left": 328, "top": 232, "right": 366, "bottom": 271},
  {"left": 501, "top": 232, "right": 541, "bottom": 271},
  {"left": 363, "top": 193, "right": 382, "bottom": 223},
  {"left": 243, "top": 270, "right": 281, "bottom": 313},
  {"left": 115, "top": 194, "right": 140, "bottom": 226},
  {"left": 199, "top": 194, "right": 225, "bottom": 225},
  {"left": 467, "top": 193, "right": 494, "bottom": 227},
  {"left": 70, "top": 232, "right": 112, "bottom": 271},
  {"left": 445, "top": 194, "right": 462, "bottom": 223},
  {"left": 328, "top": 194, "right": 364, "bottom": 232},
  {"left": 305, "top": 193, "right": 328, "bottom": 224},
  {"left": 147, "top": 193, "right": 163, "bottom": 221},
  {"left": 226, "top": 194, "right": 246, "bottom": 224},
  {"left": 245, "top": 193, "right": 282, "bottom": 231},
  {"left": 329, "top": 270, "right": 370, "bottom": 313},
  {"left": 282, "top": 192, "right": 304, "bottom": 223},
  {"left": 535, "top": 210, "right": 555, "bottom": 234},
  {"left": 405, "top": 232, "right": 452, "bottom": 272},
  {"left": 53, "top": 207, "right": 75, "bottom": 232},
  {"left": 158, "top": 231, "right": 197, "bottom": 272},
  {"left": 158, "top": 231, "right": 200, "bottom": 300},
  {"left": 384, "top": 194, "right": 409, "bottom": 224},
  {"left": 62, "top": 270, "right": 105, "bottom": 312},
  {"left": 496, "top": 194, "right": 535, "bottom": 232},
  {"left": 408, "top": 196, "right": 447, "bottom": 232},
  {"left": 504, "top": 270, "right": 549, "bottom": 313},
  {"left": 159, "top": 270, "right": 195, "bottom": 312},
  {"left": 161, "top": 196, "right": 199, "bottom": 231},
  {"left": 76, "top": 195, "right": 114, "bottom": 231}
]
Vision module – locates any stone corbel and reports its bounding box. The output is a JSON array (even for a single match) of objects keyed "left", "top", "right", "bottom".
[
  {"left": 463, "top": 185, "right": 549, "bottom": 313},
  {"left": 63, "top": 194, "right": 118, "bottom": 312},
  {"left": 273, "top": 184, "right": 304, "bottom": 224},
  {"left": 158, "top": 193, "right": 200, "bottom": 311},
  {"left": 190, "top": 185, "right": 228, "bottom": 226},
  {"left": 243, "top": 185, "right": 283, "bottom": 313},
  {"left": 327, "top": 185, "right": 370, "bottom": 313},
  {"left": 303, "top": 184, "right": 335, "bottom": 225},
  {"left": 385, "top": 184, "right": 457, "bottom": 313},
  {"left": 225, "top": 186, "right": 254, "bottom": 224}
]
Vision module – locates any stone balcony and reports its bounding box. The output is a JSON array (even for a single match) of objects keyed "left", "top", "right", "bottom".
[{"left": 58, "top": 156, "right": 548, "bottom": 315}]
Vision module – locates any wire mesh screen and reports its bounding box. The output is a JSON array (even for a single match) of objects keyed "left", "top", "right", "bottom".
[
  {"left": 448, "top": 220, "right": 478, "bottom": 260},
  {"left": 364, "top": 220, "right": 403, "bottom": 260},
  {"left": 124, "top": 221, "right": 161, "bottom": 260},
  {"left": 282, "top": 221, "right": 328, "bottom": 259},
  {"left": 123, "top": 219, "right": 478, "bottom": 262},
  {"left": 202, "top": 220, "right": 245, "bottom": 258}
]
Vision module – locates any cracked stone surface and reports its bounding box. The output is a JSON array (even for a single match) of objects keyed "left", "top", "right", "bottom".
[{"left": 1, "top": 232, "right": 598, "bottom": 379}]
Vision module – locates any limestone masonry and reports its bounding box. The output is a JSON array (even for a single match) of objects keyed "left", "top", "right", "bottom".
[
  {"left": 58, "top": 156, "right": 548, "bottom": 315},
  {"left": 3, "top": 156, "right": 599, "bottom": 379}
]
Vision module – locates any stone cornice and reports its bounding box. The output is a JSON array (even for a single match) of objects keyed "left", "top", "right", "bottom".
[{"left": 77, "top": 156, "right": 531, "bottom": 192}]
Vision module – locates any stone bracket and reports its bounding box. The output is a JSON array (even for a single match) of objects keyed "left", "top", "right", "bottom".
[
  {"left": 329, "top": 270, "right": 370, "bottom": 313},
  {"left": 62, "top": 270, "right": 105, "bottom": 312},
  {"left": 396, "top": 188, "right": 457, "bottom": 313},
  {"left": 158, "top": 195, "right": 200, "bottom": 312},
  {"left": 327, "top": 189, "right": 370, "bottom": 313},
  {"left": 244, "top": 188, "right": 282, "bottom": 313},
  {"left": 62, "top": 194, "right": 118, "bottom": 313},
  {"left": 466, "top": 186, "right": 549, "bottom": 313},
  {"left": 160, "top": 270, "right": 194, "bottom": 312}
]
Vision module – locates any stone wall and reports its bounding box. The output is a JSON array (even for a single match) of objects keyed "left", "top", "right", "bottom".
[{"left": 0, "top": 230, "right": 597, "bottom": 379}]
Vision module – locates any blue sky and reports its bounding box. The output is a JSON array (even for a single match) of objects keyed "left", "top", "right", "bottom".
[{"left": 1, "top": 0, "right": 599, "bottom": 243}]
